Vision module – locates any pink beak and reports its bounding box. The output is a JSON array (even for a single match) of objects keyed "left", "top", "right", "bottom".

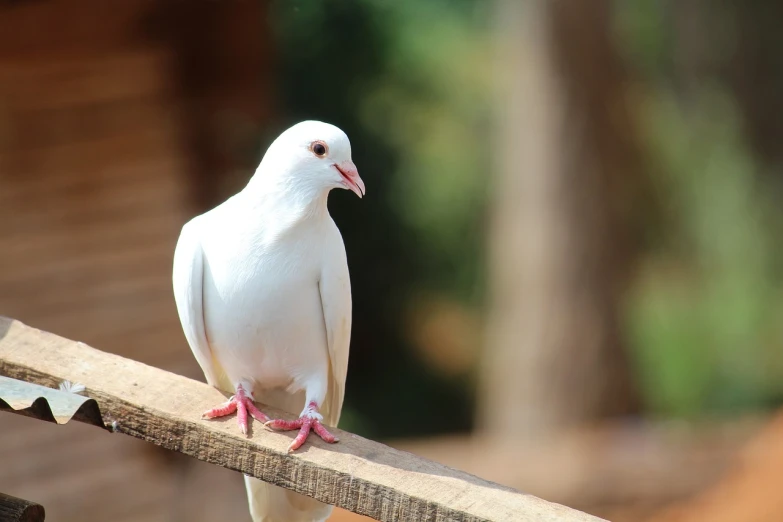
[{"left": 334, "top": 161, "right": 365, "bottom": 198}]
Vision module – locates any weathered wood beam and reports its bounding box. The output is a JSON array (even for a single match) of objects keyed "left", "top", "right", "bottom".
[
  {"left": 0, "top": 317, "right": 604, "bottom": 522},
  {"left": 0, "top": 492, "right": 45, "bottom": 522}
]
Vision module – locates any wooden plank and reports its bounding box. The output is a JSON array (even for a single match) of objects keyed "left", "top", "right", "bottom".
[
  {"left": 0, "top": 492, "right": 45, "bottom": 522},
  {"left": 0, "top": 317, "right": 604, "bottom": 522}
]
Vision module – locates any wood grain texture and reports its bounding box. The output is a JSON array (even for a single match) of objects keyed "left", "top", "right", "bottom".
[
  {"left": 0, "top": 317, "right": 604, "bottom": 522},
  {"left": 0, "top": 492, "right": 45, "bottom": 522}
]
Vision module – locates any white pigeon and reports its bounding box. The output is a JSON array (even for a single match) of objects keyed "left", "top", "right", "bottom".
[{"left": 172, "top": 120, "right": 364, "bottom": 522}]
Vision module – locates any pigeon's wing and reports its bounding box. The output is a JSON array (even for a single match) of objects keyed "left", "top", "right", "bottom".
[
  {"left": 172, "top": 219, "right": 222, "bottom": 387},
  {"left": 317, "top": 222, "right": 353, "bottom": 428}
]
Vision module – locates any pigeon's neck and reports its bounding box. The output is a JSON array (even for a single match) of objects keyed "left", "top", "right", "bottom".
[{"left": 242, "top": 175, "right": 331, "bottom": 222}]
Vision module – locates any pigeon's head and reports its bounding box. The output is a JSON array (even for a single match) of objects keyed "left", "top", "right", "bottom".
[{"left": 262, "top": 120, "right": 365, "bottom": 199}]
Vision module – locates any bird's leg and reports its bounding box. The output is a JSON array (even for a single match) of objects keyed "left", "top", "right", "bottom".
[
  {"left": 201, "top": 383, "right": 269, "bottom": 436},
  {"left": 264, "top": 401, "right": 339, "bottom": 453}
]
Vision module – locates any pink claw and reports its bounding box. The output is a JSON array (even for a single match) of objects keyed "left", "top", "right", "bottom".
[
  {"left": 264, "top": 401, "right": 339, "bottom": 452},
  {"left": 202, "top": 384, "right": 269, "bottom": 436}
]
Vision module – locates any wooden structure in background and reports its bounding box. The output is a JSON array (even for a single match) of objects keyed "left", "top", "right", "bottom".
[
  {"left": 0, "top": 0, "right": 273, "bottom": 371},
  {"left": 0, "top": 1, "right": 273, "bottom": 520},
  {"left": 0, "top": 317, "right": 605, "bottom": 522}
]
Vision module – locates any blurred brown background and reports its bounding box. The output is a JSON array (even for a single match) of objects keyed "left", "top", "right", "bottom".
[{"left": 2, "top": 0, "right": 783, "bottom": 521}]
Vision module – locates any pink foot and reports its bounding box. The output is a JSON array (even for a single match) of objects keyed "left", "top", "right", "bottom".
[
  {"left": 264, "top": 401, "right": 339, "bottom": 452},
  {"left": 201, "top": 384, "right": 269, "bottom": 436}
]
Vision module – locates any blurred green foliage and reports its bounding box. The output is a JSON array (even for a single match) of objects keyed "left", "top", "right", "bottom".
[
  {"left": 617, "top": 1, "right": 783, "bottom": 417},
  {"left": 630, "top": 90, "right": 783, "bottom": 416},
  {"left": 268, "top": 0, "right": 490, "bottom": 438}
]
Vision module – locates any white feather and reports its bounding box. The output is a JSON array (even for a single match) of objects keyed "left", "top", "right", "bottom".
[
  {"left": 173, "top": 121, "right": 360, "bottom": 522},
  {"left": 58, "top": 380, "right": 86, "bottom": 394}
]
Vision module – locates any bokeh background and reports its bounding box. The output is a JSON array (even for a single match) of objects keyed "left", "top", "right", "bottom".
[{"left": 2, "top": 0, "right": 783, "bottom": 521}]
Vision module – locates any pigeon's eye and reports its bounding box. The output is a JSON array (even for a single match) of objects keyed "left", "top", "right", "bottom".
[{"left": 311, "top": 141, "right": 328, "bottom": 158}]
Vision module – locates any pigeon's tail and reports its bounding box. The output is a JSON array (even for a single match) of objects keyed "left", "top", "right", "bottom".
[
  {"left": 244, "top": 476, "right": 332, "bottom": 522},
  {"left": 244, "top": 388, "right": 335, "bottom": 522}
]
